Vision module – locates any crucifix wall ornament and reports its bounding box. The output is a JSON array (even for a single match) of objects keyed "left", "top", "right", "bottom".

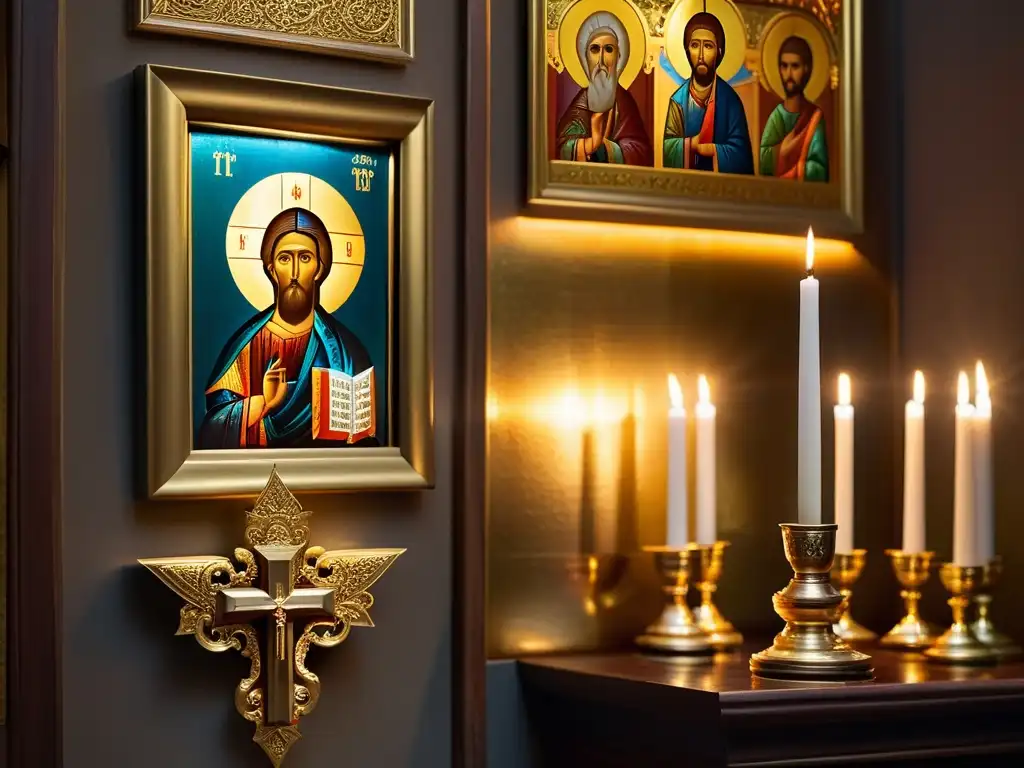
[{"left": 140, "top": 469, "right": 404, "bottom": 766}]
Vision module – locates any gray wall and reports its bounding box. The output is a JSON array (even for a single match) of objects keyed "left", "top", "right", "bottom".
[
  {"left": 61, "top": 2, "right": 459, "bottom": 766},
  {"left": 902, "top": 0, "right": 1024, "bottom": 633}
]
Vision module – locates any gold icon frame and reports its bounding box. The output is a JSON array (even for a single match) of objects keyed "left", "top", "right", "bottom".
[
  {"left": 529, "top": 0, "right": 864, "bottom": 234},
  {"left": 141, "top": 64, "right": 434, "bottom": 498},
  {"left": 134, "top": 0, "right": 413, "bottom": 64}
]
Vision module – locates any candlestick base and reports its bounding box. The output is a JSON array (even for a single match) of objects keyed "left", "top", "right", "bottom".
[
  {"left": 750, "top": 524, "right": 873, "bottom": 682},
  {"left": 924, "top": 564, "right": 997, "bottom": 665},
  {"left": 971, "top": 557, "right": 1022, "bottom": 660},
  {"left": 880, "top": 550, "right": 941, "bottom": 651},
  {"left": 692, "top": 542, "right": 744, "bottom": 650},
  {"left": 832, "top": 550, "right": 877, "bottom": 643},
  {"left": 637, "top": 546, "right": 714, "bottom": 656}
]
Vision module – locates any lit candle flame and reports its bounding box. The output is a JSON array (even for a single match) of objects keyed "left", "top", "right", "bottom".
[
  {"left": 976, "top": 361, "right": 989, "bottom": 404},
  {"left": 698, "top": 374, "right": 711, "bottom": 405},
  {"left": 668, "top": 373, "right": 684, "bottom": 412},
  {"left": 805, "top": 227, "right": 815, "bottom": 273},
  {"left": 913, "top": 370, "right": 925, "bottom": 404},
  {"left": 837, "top": 372, "right": 851, "bottom": 406},
  {"left": 957, "top": 371, "right": 971, "bottom": 407}
]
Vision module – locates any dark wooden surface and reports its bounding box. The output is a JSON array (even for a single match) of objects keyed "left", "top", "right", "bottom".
[
  {"left": 6, "top": 0, "right": 64, "bottom": 765},
  {"left": 454, "top": 0, "right": 489, "bottom": 761},
  {"left": 519, "top": 646, "right": 1024, "bottom": 766}
]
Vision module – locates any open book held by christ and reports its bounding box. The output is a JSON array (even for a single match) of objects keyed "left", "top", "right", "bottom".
[{"left": 312, "top": 367, "right": 377, "bottom": 443}]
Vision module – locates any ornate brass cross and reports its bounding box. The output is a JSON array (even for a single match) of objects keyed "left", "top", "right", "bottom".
[
  {"left": 215, "top": 543, "right": 335, "bottom": 725},
  {"left": 141, "top": 469, "right": 404, "bottom": 766}
]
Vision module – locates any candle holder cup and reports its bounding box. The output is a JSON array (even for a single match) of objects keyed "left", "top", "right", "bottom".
[
  {"left": 924, "top": 563, "right": 997, "bottom": 665},
  {"left": 692, "top": 542, "right": 743, "bottom": 651},
  {"left": 750, "top": 524, "right": 873, "bottom": 681},
  {"left": 637, "top": 546, "right": 714, "bottom": 656},
  {"left": 832, "top": 549, "right": 877, "bottom": 643},
  {"left": 880, "top": 550, "right": 941, "bottom": 651},
  {"left": 972, "top": 557, "right": 1022, "bottom": 660}
]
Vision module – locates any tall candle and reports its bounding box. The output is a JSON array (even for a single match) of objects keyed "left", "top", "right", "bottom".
[
  {"left": 902, "top": 371, "right": 926, "bottom": 553},
  {"left": 695, "top": 375, "right": 717, "bottom": 546},
  {"left": 666, "top": 374, "right": 688, "bottom": 547},
  {"left": 798, "top": 228, "right": 822, "bottom": 524},
  {"left": 953, "top": 372, "right": 980, "bottom": 566},
  {"left": 834, "top": 373, "right": 854, "bottom": 553},
  {"left": 973, "top": 361, "right": 994, "bottom": 564}
]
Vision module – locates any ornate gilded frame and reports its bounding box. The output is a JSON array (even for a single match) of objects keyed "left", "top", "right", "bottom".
[
  {"left": 141, "top": 64, "right": 434, "bottom": 498},
  {"left": 529, "top": 0, "right": 863, "bottom": 234},
  {"left": 134, "top": 1, "right": 413, "bottom": 63}
]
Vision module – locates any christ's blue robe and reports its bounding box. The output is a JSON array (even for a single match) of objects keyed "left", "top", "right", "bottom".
[
  {"left": 663, "top": 76, "right": 754, "bottom": 175},
  {"left": 198, "top": 307, "right": 374, "bottom": 449}
]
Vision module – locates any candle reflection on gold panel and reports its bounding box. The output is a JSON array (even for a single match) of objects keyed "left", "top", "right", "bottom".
[{"left": 486, "top": 218, "right": 895, "bottom": 658}]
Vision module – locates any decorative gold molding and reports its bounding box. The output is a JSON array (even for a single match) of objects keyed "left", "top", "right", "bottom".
[
  {"left": 141, "top": 469, "right": 405, "bottom": 766},
  {"left": 548, "top": 0, "right": 841, "bottom": 45},
  {"left": 764, "top": 0, "right": 841, "bottom": 35},
  {"left": 141, "top": 64, "right": 435, "bottom": 497},
  {"left": 135, "top": 0, "right": 413, "bottom": 63},
  {"left": 548, "top": 160, "right": 839, "bottom": 207}
]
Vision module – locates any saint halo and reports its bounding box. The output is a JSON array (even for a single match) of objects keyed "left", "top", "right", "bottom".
[{"left": 197, "top": 173, "right": 378, "bottom": 450}]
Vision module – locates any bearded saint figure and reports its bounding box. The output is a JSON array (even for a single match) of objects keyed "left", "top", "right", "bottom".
[
  {"left": 759, "top": 35, "right": 829, "bottom": 182},
  {"left": 663, "top": 12, "right": 753, "bottom": 174},
  {"left": 198, "top": 207, "right": 374, "bottom": 449},
  {"left": 555, "top": 11, "right": 653, "bottom": 166}
]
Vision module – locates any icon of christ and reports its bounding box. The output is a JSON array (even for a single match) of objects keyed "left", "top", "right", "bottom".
[{"left": 197, "top": 207, "right": 378, "bottom": 449}]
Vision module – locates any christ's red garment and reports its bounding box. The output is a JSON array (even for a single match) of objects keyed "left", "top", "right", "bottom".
[{"left": 243, "top": 321, "right": 312, "bottom": 446}]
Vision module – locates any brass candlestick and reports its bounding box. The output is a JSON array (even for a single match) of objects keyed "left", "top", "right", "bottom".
[
  {"left": 750, "top": 524, "right": 873, "bottom": 681},
  {"left": 880, "top": 550, "right": 941, "bottom": 650},
  {"left": 972, "top": 557, "right": 1022, "bottom": 659},
  {"left": 832, "top": 550, "right": 877, "bottom": 643},
  {"left": 637, "top": 546, "right": 713, "bottom": 655},
  {"left": 692, "top": 541, "right": 744, "bottom": 650},
  {"left": 924, "top": 563, "right": 997, "bottom": 665}
]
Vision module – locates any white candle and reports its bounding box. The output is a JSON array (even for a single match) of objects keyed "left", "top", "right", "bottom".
[
  {"left": 902, "top": 371, "right": 926, "bottom": 554},
  {"left": 695, "top": 375, "right": 717, "bottom": 546},
  {"left": 798, "top": 228, "right": 822, "bottom": 524},
  {"left": 834, "top": 373, "right": 854, "bottom": 553},
  {"left": 973, "top": 361, "right": 994, "bottom": 564},
  {"left": 953, "top": 372, "right": 980, "bottom": 566},
  {"left": 666, "top": 374, "right": 688, "bottom": 547}
]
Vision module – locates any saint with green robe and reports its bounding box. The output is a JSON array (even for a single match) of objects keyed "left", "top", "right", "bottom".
[
  {"left": 760, "top": 103, "right": 828, "bottom": 182},
  {"left": 759, "top": 34, "right": 829, "bottom": 182}
]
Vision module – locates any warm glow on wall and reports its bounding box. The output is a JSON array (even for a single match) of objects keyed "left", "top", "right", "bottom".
[
  {"left": 488, "top": 386, "right": 635, "bottom": 427},
  {"left": 499, "top": 216, "right": 861, "bottom": 268},
  {"left": 486, "top": 394, "right": 501, "bottom": 422},
  {"left": 518, "top": 387, "right": 631, "bottom": 426}
]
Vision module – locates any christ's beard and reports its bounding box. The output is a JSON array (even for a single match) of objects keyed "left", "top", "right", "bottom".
[
  {"left": 278, "top": 282, "right": 315, "bottom": 325},
  {"left": 692, "top": 62, "right": 715, "bottom": 87},
  {"left": 587, "top": 68, "right": 617, "bottom": 114}
]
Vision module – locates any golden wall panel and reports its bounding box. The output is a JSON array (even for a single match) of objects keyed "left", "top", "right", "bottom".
[{"left": 487, "top": 218, "right": 894, "bottom": 657}]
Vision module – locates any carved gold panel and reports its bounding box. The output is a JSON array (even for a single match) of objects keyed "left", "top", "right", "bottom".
[{"left": 135, "top": 0, "right": 412, "bottom": 63}]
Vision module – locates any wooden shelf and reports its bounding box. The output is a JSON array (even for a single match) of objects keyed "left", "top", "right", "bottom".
[{"left": 517, "top": 645, "right": 1024, "bottom": 766}]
